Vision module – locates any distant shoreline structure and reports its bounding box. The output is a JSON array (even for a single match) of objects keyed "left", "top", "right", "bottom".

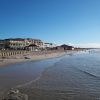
[{"left": 0, "top": 38, "right": 76, "bottom": 51}]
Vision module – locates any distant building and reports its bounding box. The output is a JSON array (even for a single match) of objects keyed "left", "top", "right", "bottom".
[
  {"left": 0, "top": 40, "right": 5, "bottom": 50},
  {"left": 33, "top": 39, "right": 43, "bottom": 48},
  {"left": 25, "top": 44, "right": 39, "bottom": 51},
  {"left": 5, "top": 38, "right": 26, "bottom": 50},
  {"left": 24, "top": 38, "right": 43, "bottom": 48},
  {"left": 44, "top": 43, "right": 56, "bottom": 49},
  {"left": 25, "top": 38, "right": 34, "bottom": 46},
  {"left": 61, "top": 44, "right": 74, "bottom": 50},
  {"left": 56, "top": 46, "right": 64, "bottom": 51},
  {"left": 0, "top": 38, "right": 44, "bottom": 50}
]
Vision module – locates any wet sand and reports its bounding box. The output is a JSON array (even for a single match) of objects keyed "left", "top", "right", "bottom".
[
  {"left": 1, "top": 50, "right": 93, "bottom": 100},
  {"left": 0, "top": 51, "right": 70, "bottom": 99},
  {"left": 17, "top": 50, "right": 100, "bottom": 100},
  {"left": 18, "top": 65, "right": 97, "bottom": 100}
]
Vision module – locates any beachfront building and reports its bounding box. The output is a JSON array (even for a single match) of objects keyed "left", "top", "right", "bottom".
[
  {"left": 25, "top": 38, "right": 34, "bottom": 46},
  {"left": 61, "top": 44, "right": 74, "bottom": 50},
  {"left": 33, "top": 39, "right": 43, "bottom": 48},
  {"left": 44, "top": 43, "right": 56, "bottom": 49},
  {"left": 5, "top": 38, "right": 26, "bottom": 50},
  {"left": 55, "top": 46, "right": 65, "bottom": 51},
  {"left": 23, "top": 38, "right": 43, "bottom": 48},
  {"left": 0, "top": 40, "right": 5, "bottom": 50},
  {"left": 25, "top": 44, "right": 39, "bottom": 51},
  {"left": 25, "top": 38, "right": 44, "bottom": 49},
  {"left": 2, "top": 38, "right": 43, "bottom": 50}
]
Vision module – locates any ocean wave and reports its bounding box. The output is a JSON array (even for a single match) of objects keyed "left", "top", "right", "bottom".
[{"left": 74, "top": 67, "right": 100, "bottom": 79}]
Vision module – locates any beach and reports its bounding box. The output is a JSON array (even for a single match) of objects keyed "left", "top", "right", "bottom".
[
  {"left": 1, "top": 49, "right": 100, "bottom": 100},
  {"left": 16, "top": 50, "right": 100, "bottom": 100},
  {"left": 0, "top": 50, "right": 68, "bottom": 67},
  {"left": 0, "top": 50, "right": 79, "bottom": 99}
]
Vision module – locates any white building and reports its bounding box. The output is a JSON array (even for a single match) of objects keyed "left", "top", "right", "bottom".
[{"left": 44, "top": 43, "right": 56, "bottom": 49}]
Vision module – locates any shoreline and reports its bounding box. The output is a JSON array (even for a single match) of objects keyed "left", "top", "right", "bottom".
[
  {"left": 0, "top": 51, "right": 67, "bottom": 67},
  {"left": 0, "top": 50, "right": 80, "bottom": 67},
  {"left": 0, "top": 50, "right": 81, "bottom": 99}
]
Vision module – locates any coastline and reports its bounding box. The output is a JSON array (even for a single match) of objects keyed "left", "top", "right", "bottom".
[
  {"left": 0, "top": 51, "right": 67, "bottom": 67},
  {"left": 0, "top": 50, "right": 81, "bottom": 100}
]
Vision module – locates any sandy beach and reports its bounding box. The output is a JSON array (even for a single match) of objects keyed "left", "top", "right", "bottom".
[
  {"left": 0, "top": 51, "right": 67, "bottom": 67},
  {"left": 0, "top": 50, "right": 80, "bottom": 100}
]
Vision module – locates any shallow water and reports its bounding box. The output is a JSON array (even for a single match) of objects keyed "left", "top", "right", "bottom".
[
  {"left": 0, "top": 55, "right": 63, "bottom": 96},
  {"left": 26, "top": 50, "right": 100, "bottom": 100},
  {"left": 1, "top": 50, "right": 100, "bottom": 99}
]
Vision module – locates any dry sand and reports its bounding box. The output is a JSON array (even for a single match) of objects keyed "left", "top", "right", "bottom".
[{"left": 0, "top": 51, "right": 66, "bottom": 67}]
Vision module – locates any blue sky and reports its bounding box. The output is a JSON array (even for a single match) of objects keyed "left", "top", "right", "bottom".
[{"left": 0, "top": 0, "right": 100, "bottom": 47}]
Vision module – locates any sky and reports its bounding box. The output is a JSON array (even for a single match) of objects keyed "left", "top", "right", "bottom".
[{"left": 0, "top": 0, "right": 100, "bottom": 47}]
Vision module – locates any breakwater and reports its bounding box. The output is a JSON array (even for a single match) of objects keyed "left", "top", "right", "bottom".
[
  {"left": 0, "top": 50, "right": 29, "bottom": 58},
  {"left": 0, "top": 49, "right": 66, "bottom": 58}
]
